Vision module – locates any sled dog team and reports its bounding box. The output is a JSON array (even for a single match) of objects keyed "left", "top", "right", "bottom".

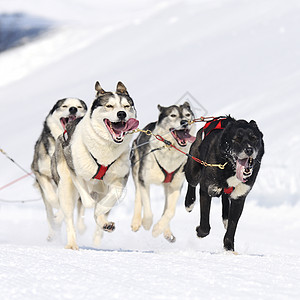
[{"left": 32, "top": 82, "right": 264, "bottom": 251}]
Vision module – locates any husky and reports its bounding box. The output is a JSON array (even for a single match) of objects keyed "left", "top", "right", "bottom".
[
  {"left": 184, "top": 116, "right": 264, "bottom": 251},
  {"left": 52, "top": 81, "right": 139, "bottom": 250},
  {"left": 131, "top": 102, "right": 196, "bottom": 242},
  {"left": 31, "top": 98, "right": 87, "bottom": 241}
]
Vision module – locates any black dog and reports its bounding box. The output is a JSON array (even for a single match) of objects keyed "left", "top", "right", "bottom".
[{"left": 184, "top": 116, "right": 264, "bottom": 251}]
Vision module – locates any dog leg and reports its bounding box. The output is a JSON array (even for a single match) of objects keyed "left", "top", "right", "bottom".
[
  {"left": 222, "top": 194, "right": 230, "bottom": 229},
  {"left": 42, "top": 197, "right": 57, "bottom": 241},
  {"left": 93, "top": 225, "right": 104, "bottom": 246},
  {"left": 152, "top": 185, "right": 179, "bottom": 238},
  {"left": 77, "top": 198, "right": 87, "bottom": 235},
  {"left": 131, "top": 179, "right": 143, "bottom": 232},
  {"left": 223, "top": 197, "right": 245, "bottom": 251},
  {"left": 140, "top": 184, "right": 153, "bottom": 230},
  {"left": 37, "top": 174, "right": 59, "bottom": 209},
  {"left": 185, "top": 184, "right": 196, "bottom": 212},
  {"left": 94, "top": 213, "right": 115, "bottom": 232},
  {"left": 196, "top": 187, "right": 212, "bottom": 238},
  {"left": 58, "top": 176, "right": 79, "bottom": 250},
  {"left": 94, "top": 184, "right": 123, "bottom": 231}
]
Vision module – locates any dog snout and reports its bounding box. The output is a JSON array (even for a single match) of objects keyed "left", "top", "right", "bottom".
[
  {"left": 69, "top": 107, "right": 78, "bottom": 115},
  {"left": 117, "top": 111, "right": 127, "bottom": 120},
  {"left": 180, "top": 119, "right": 189, "bottom": 128},
  {"left": 245, "top": 146, "right": 254, "bottom": 156}
]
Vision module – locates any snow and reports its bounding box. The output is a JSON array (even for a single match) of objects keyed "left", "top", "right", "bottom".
[{"left": 0, "top": 0, "right": 300, "bottom": 299}]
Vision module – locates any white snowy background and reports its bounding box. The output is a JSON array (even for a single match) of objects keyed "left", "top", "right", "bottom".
[{"left": 0, "top": 0, "right": 300, "bottom": 299}]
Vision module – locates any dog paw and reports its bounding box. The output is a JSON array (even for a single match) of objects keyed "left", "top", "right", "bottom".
[
  {"left": 222, "top": 219, "right": 228, "bottom": 230},
  {"left": 65, "top": 244, "right": 79, "bottom": 250},
  {"left": 223, "top": 237, "right": 234, "bottom": 251},
  {"left": 131, "top": 219, "right": 141, "bottom": 232},
  {"left": 185, "top": 202, "right": 195, "bottom": 213},
  {"left": 102, "top": 222, "right": 115, "bottom": 232},
  {"left": 142, "top": 217, "right": 153, "bottom": 231},
  {"left": 196, "top": 225, "right": 210, "bottom": 238},
  {"left": 47, "top": 233, "right": 54, "bottom": 242},
  {"left": 164, "top": 233, "right": 176, "bottom": 243}
]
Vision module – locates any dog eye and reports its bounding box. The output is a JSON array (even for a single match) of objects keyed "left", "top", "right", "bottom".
[
  {"left": 124, "top": 105, "right": 130, "bottom": 109},
  {"left": 77, "top": 106, "right": 82, "bottom": 109},
  {"left": 249, "top": 134, "right": 257, "bottom": 141},
  {"left": 186, "top": 113, "right": 191, "bottom": 117},
  {"left": 106, "top": 104, "right": 113, "bottom": 108},
  {"left": 233, "top": 136, "right": 242, "bottom": 143},
  {"left": 170, "top": 114, "right": 177, "bottom": 118},
  {"left": 62, "top": 105, "right": 68, "bottom": 108}
]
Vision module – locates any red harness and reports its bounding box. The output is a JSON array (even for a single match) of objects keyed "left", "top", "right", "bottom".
[
  {"left": 91, "top": 154, "right": 115, "bottom": 181},
  {"left": 93, "top": 164, "right": 109, "bottom": 180},
  {"left": 154, "top": 156, "right": 182, "bottom": 183},
  {"left": 223, "top": 186, "right": 234, "bottom": 194},
  {"left": 202, "top": 117, "right": 228, "bottom": 139}
]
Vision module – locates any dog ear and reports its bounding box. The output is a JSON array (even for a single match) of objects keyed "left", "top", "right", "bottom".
[
  {"left": 95, "top": 81, "right": 106, "bottom": 94},
  {"left": 116, "top": 82, "right": 129, "bottom": 95},
  {"left": 250, "top": 120, "right": 257, "bottom": 127},
  {"left": 250, "top": 120, "right": 263, "bottom": 137},
  {"left": 182, "top": 101, "right": 191, "bottom": 109},
  {"left": 157, "top": 104, "right": 164, "bottom": 112}
]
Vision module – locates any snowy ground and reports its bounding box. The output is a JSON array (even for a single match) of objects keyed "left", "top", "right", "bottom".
[{"left": 0, "top": 0, "right": 300, "bottom": 299}]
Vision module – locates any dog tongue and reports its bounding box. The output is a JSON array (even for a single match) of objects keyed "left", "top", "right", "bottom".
[
  {"left": 69, "top": 115, "right": 76, "bottom": 121},
  {"left": 236, "top": 158, "right": 249, "bottom": 182},
  {"left": 112, "top": 118, "right": 139, "bottom": 134},
  {"left": 176, "top": 130, "right": 196, "bottom": 143},
  {"left": 124, "top": 118, "right": 139, "bottom": 131}
]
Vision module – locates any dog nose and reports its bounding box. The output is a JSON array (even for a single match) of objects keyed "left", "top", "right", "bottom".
[
  {"left": 69, "top": 107, "right": 78, "bottom": 115},
  {"left": 180, "top": 120, "right": 189, "bottom": 128},
  {"left": 245, "top": 147, "right": 254, "bottom": 156},
  {"left": 117, "top": 111, "right": 127, "bottom": 120}
]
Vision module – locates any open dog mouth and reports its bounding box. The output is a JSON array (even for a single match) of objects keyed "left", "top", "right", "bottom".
[
  {"left": 170, "top": 129, "right": 196, "bottom": 147},
  {"left": 104, "top": 118, "right": 139, "bottom": 143},
  {"left": 60, "top": 115, "right": 77, "bottom": 131},
  {"left": 236, "top": 157, "right": 254, "bottom": 182}
]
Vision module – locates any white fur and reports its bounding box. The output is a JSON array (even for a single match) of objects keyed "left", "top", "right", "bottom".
[
  {"left": 32, "top": 98, "right": 86, "bottom": 241},
  {"left": 131, "top": 104, "right": 196, "bottom": 242},
  {"left": 227, "top": 175, "right": 251, "bottom": 200},
  {"left": 56, "top": 91, "right": 136, "bottom": 250}
]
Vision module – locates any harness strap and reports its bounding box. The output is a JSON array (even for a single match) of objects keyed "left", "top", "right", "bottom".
[
  {"left": 224, "top": 186, "right": 234, "bottom": 194},
  {"left": 90, "top": 153, "right": 115, "bottom": 180},
  {"left": 154, "top": 156, "right": 182, "bottom": 183},
  {"left": 202, "top": 117, "right": 228, "bottom": 139}
]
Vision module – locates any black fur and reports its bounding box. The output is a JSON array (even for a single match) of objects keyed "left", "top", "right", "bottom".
[
  {"left": 158, "top": 102, "right": 192, "bottom": 124},
  {"left": 49, "top": 98, "right": 87, "bottom": 115},
  {"left": 49, "top": 99, "right": 66, "bottom": 115},
  {"left": 184, "top": 117, "right": 264, "bottom": 251},
  {"left": 90, "top": 93, "right": 114, "bottom": 116},
  {"left": 90, "top": 93, "right": 135, "bottom": 117}
]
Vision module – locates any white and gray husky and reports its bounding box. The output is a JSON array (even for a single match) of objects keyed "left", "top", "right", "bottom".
[
  {"left": 131, "top": 102, "right": 196, "bottom": 242},
  {"left": 32, "top": 98, "right": 87, "bottom": 241},
  {"left": 52, "top": 82, "right": 139, "bottom": 250}
]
